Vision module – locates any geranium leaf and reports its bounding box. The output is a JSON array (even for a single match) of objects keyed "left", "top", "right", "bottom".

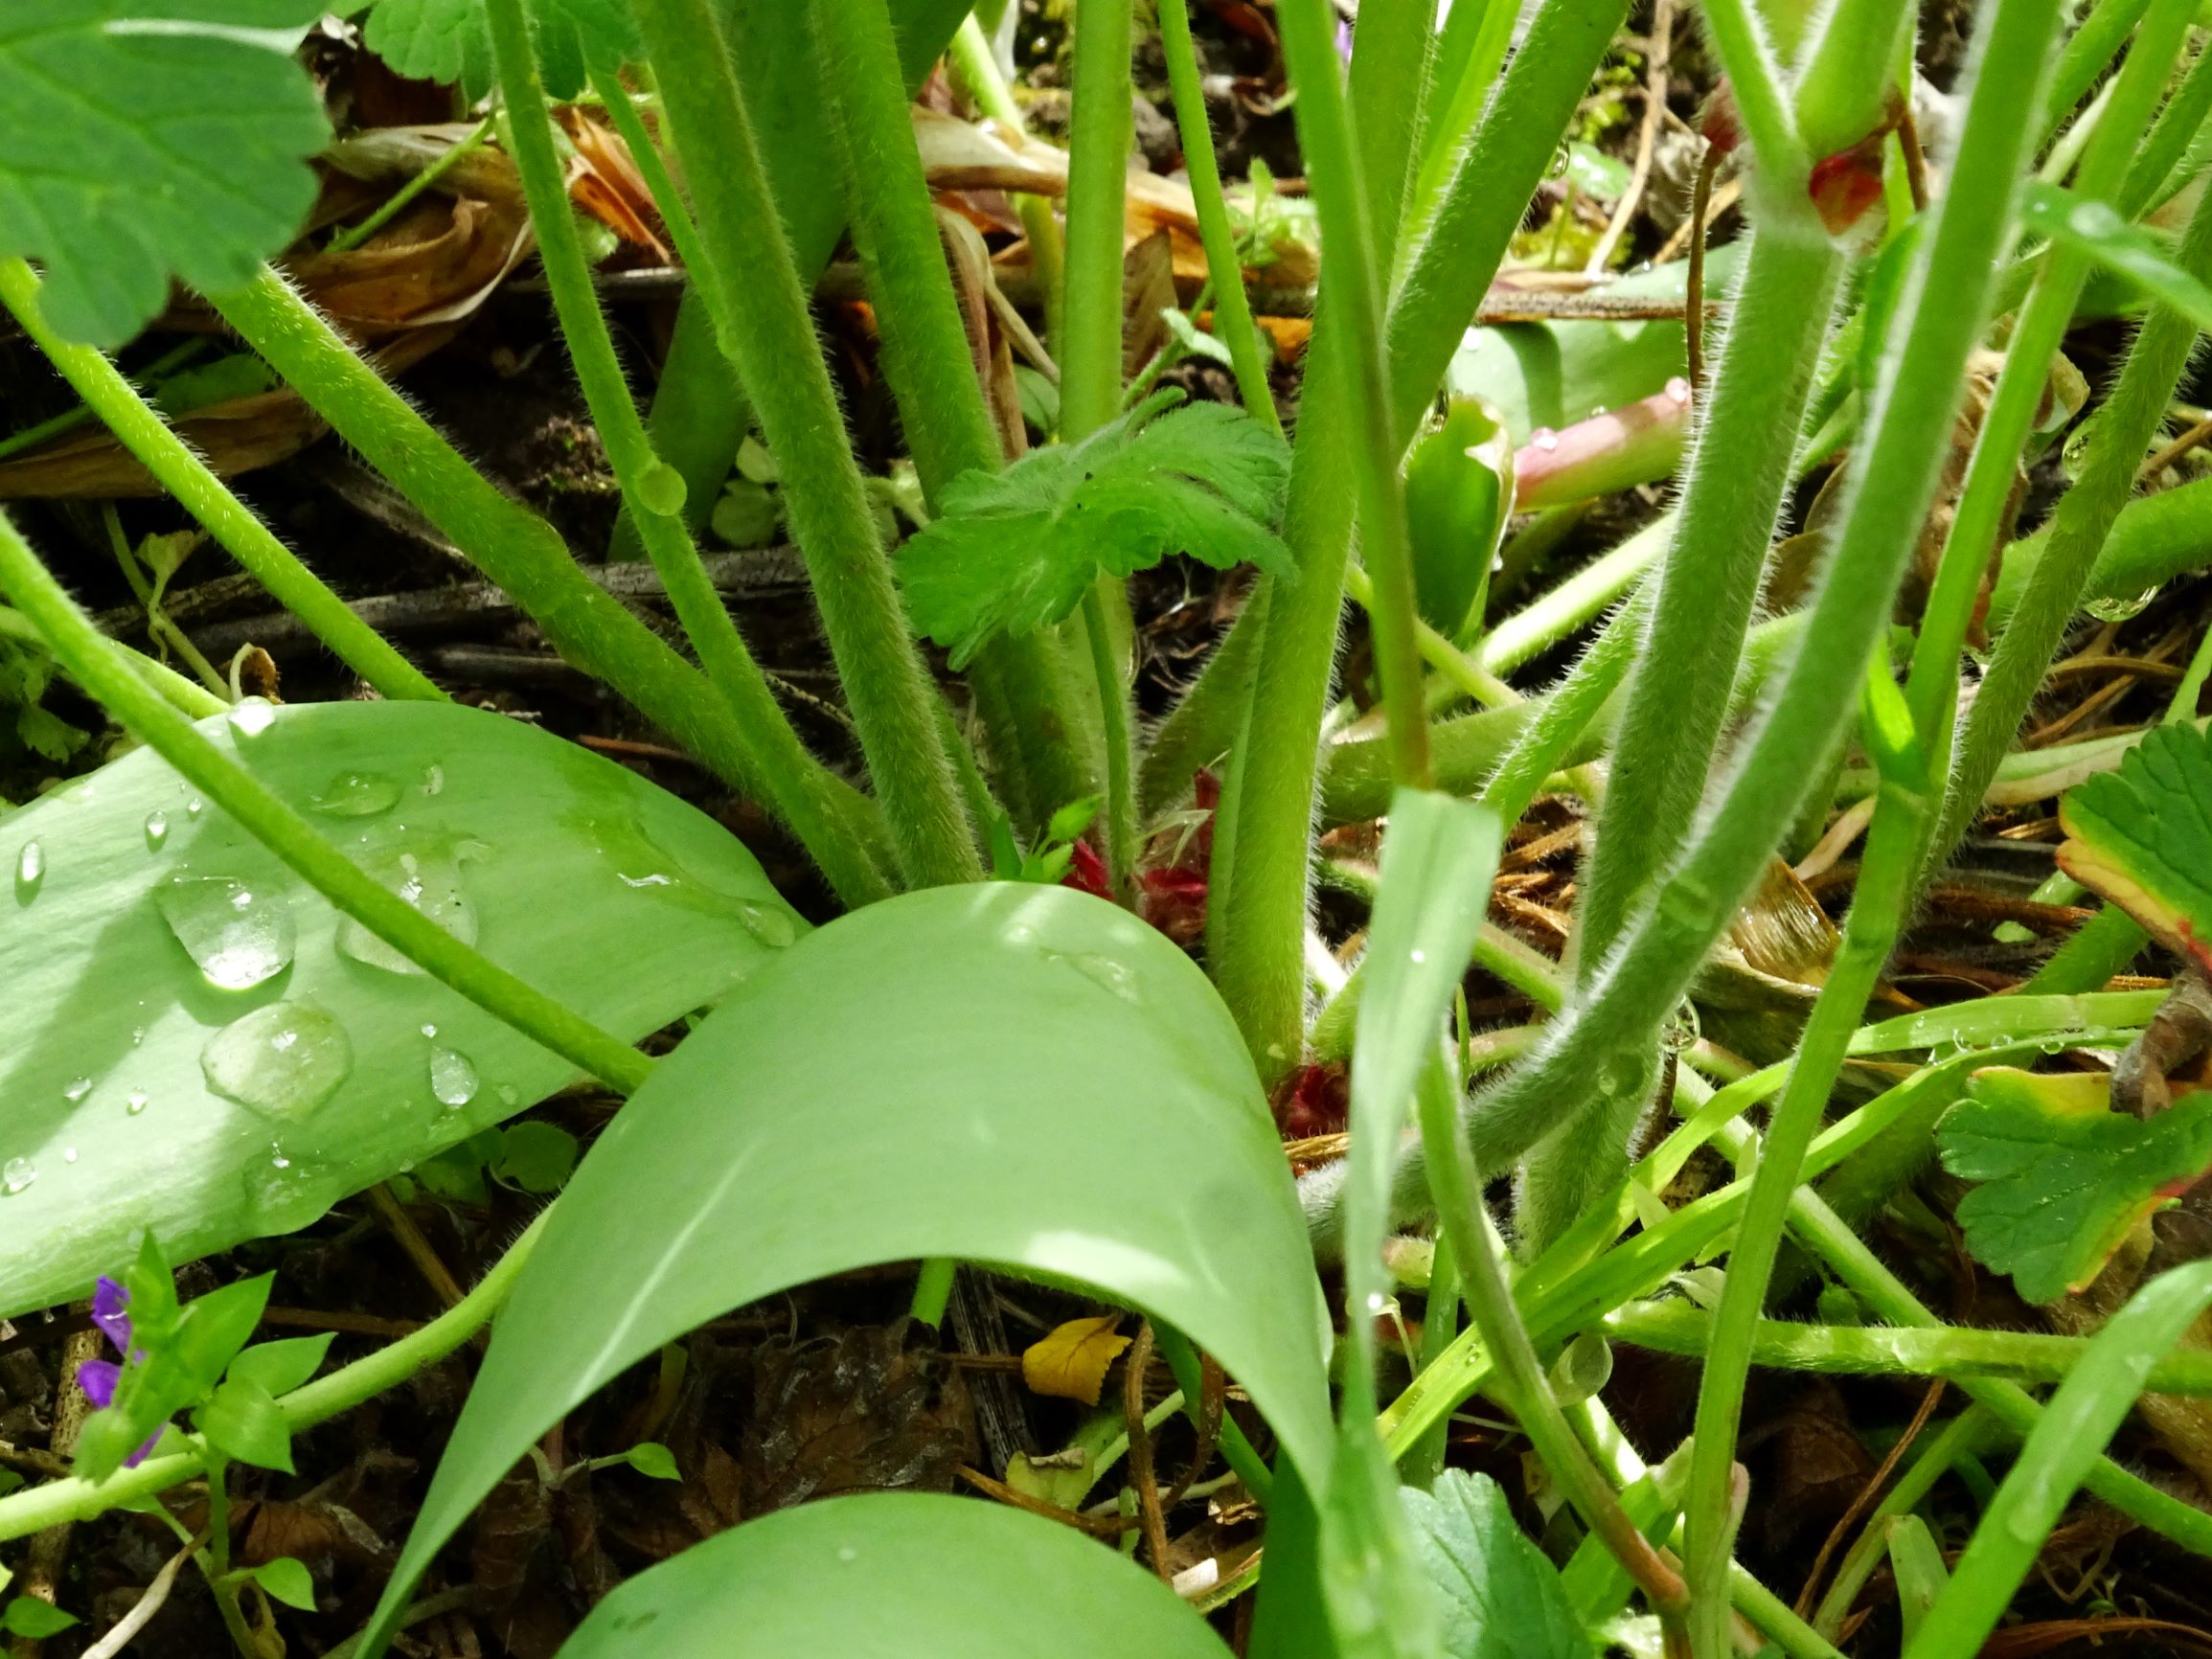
[
  {"left": 2059, "top": 721, "right": 2212, "bottom": 967},
  {"left": 1402, "top": 1469, "right": 1593, "bottom": 1659},
  {"left": 899, "top": 398, "right": 1294, "bottom": 667},
  {"left": 0, "top": 1, "right": 331, "bottom": 346},
  {"left": 0, "top": 699, "right": 801, "bottom": 1314},
  {"left": 1937, "top": 1067, "right": 2212, "bottom": 1304},
  {"left": 359, "top": 0, "right": 637, "bottom": 100}
]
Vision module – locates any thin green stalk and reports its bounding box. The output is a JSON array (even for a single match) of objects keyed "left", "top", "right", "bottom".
[
  {"left": 1481, "top": 512, "right": 1667, "bottom": 674},
  {"left": 1933, "top": 171, "right": 2212, "bottom": 875},
  {"left": 2119, "top": 39, "right": 2212, "bottom": 217},
  {"left": 1611, "top": 1298, "right": 2212, "bottom": 1393},
  {"left": 2042, "top": 0, "right": 2155, "bottom": 141},
  {"left": 1571, "top": 234, "right": 1839, "bottom": 982},
  {"left": 1344, "top": 0, "right": 1435, "bottom": 271},
  {"left": 201, "top": 1455, "right": 260, "bottom": 1659},
  {"left": 208, "top": 269, "right": 894, "bottom": 905},
  {"left": 0, "top": 603, "right": 224, "bottom": 720},
  {"left": 0, "top": 1215, "right": 543, "bottom": 1543},
  {"left": 328, "top": 116, "right": 495, "bottom": 255},
  {"left": 0, "top": 261, "right": 443, "bottom": 705},
  {"left": 947, "top": 16, "right": 1066, "bottom": 351},
  {"left": 1694, "top": 0, "right": 1807, "bottom": 195},
  {"left": 630, "top": 0, "right": 983, "bottom": 889},
  {"left": 1082, "top": 586, "right": 1139, "bottom": 896},
  {"left": 1792, "top": 0, "right": 1918, "bottom": 157},
  {"left": 1347, "top": 0, "right": 2064, "bottom": 1256},
  {"left": 0, "top": 510, "right": 651, "bottom": 1095},
  {"left": 1275, "top": 0, "right": 1428, "bottom": 790},
  {"left": 1060, "top": 0, "right": 1134, "bottom": 442},
  {"left": 1406, "top": 0, "right": 1516, "bottom": 245},
  {"left": 1209, "top": 0, "right": 1628, "bottom": 1074},
  {"left": 585, "top": 71, "right": 714, "bottom": 307},
  {"left": 1415, "top": 1057, "right": 1691, "bottom": 1624},
  {"left": 1140, "top": 602, "right": 1258, "bottom": 815},
  {"left": 1154, "top": 0, "right": 1280, "bottom": 434},
  {"left": 812, "top": 0, "right": 1091, "bottom": 832},
  {"left": 0, "top": 336, "right": 200, "bottom": 463},
  {"left": 1811, "top": 1409, "right": 1989, "bottom": 1637},
  {"left": 1345, "top": 564, "right": 1517, "bottom": 707},
  {"left": 1476, "top": 585, "right": 1647, "bottom": 828}
]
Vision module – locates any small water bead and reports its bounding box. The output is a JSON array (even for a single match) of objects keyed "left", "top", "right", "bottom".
[
  {"left": 16, "top": 840, "right": 44, "bottom": 898},
  {"left": 200, "top": 1002, "right": 353, "bottom": 1121},
  {"left": 2, "top": 1159, "right": 34, "bottom": 1195},
  {"left": 1408, "top": 947, "right": 1426, "bottom": 965},
  {"left": 2068, "top": 199, "right": 2124, "bottom": 239},
  {"left": 309, "top": 771, "right": 400, "bottom": 818},
  {"left": 422, "top": 1023, "right": 438, "bottom": 1038},
  {"left": 1528, "top": 426, "right": 1560, "bottom": 452},
  {"left": 185, "top": 799, "right": 204, "bottom": 818},
  {"left": 144, "top": 809, "right": 170, "bottom": 850},
  {"left": 129, "top": 1027, "right": 146, "bottom": 1048},
  {"left": 61, "top": 1077, "right": 92, "bottom": 1103},
  {"left": 422, "top": 763, "right": 445, "bottom": 796},
  {"left": 429, "top": 1046, "right": 479, "bottom": 1108},
  {"left": 227, "top": 697, "right": 278, "bottom": 740},
  {"left": 338, "top": 846, "right": 484, "bottom": 974},
  {"left": 1665, "top": 375, "right": 1693, "bottom": 404},
  {"left": 125, "top": 1091, "right": 148, "bottom": 1116},
  {"left": 737, "top": 900, "right": 798, "bottom": 947},
  {"left": 63, "top": 1148, "right": 77, "bottom": 1165},
  {"left": 1048, "top": 949, "right": 1140, "bottom": 1004},
  {"left": 157, "top": 875, "right": 297, "bottom": 990},
  {"left": 497, "top": 1083, "right": 520, "bottom": 1107}
]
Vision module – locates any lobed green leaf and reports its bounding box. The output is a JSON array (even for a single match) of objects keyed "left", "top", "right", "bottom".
[
  {"left": 360, "top": 0, "right": 636, "bottom": 100},
  {"left": 2058, "top": 721, "right": 2212, "bottom": 963}
]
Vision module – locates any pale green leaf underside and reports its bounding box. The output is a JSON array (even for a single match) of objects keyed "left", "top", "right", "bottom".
[
  {"left": 0, "top": 2, "right": 331, "bottom": 346},
  {"left": 0, "top": 700, "right": 801, "bottom": 1314},
  {"left": 367, "top": 882, "right": 1333, "bottom": 1653},
  {"left": 900, "top": 401, "right": 1295, "bottom": 667},
  {"left": 1938, "top": 1067, "right": 2212, "bottom": 1305},
  {"left": 360, "top": 0, "right": 638, "bottom": 100},
  {"left": 2059, "top": 721, "right": 2212, "bottom": 961},
  {"left": 1402, "top": 1469, "right": 1594, "bottom": 1659},
  {"left": 559, "top": 1492, "right": 1233, "bottom": 1658}
]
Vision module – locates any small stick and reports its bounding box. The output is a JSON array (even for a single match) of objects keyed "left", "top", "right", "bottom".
[
  {"left": 366, "top": 1184, "right": 467, "bottom": 1311},
  {"left": 1124, "top": 1323, "right": 1173, "bottom": 1580},
  {"left": 1587, "top": 0, "right": 1676, "bottom": 276},
  {"left": 2140, "top": 413, "right": 2212, "bottom": 482},
  {"left": 1685, "top": 147, "right": 1721, "bottom": 395},
  {"left": 78, "top": 1536, "right": 199, "bottom": 1659}
]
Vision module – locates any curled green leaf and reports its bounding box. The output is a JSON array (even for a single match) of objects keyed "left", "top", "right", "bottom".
[{"left": 2058, "top": 720, "right": 2212, "bottom": 966}]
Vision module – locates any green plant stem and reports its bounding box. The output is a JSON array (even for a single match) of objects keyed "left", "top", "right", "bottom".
[
  {"left": 0, "top": 510, "right": 652, "bottom": 1096},
  {"left": 1153, "top": 1324, "right": 1274, "bottom": 1506},
  {"left": 1481, "top": 512, "right": 1666, "bottom": 674},
  {"left": 200, "top": 1453, "right": 262, "bottom": 1659},
  {"left": 1275, "top": 0, "right": 1429, "bottom": 790},
  {"left": 0, "top": 261, "right": 442, "bottom": 706},
  {"left": 2120, "top": 39, "right": 2212, "bottom": 217},
  {"left": 1810, "top": 1410, "right": 1989, "bottom": 1637},
  {"left": 907, "top": 1257, "right": 955, "bottom": 1327},
  {"left": 814, "top": 0, "right": 1091, "bottom": 832},
  {"left": 2042, "top": 0, "right": 2154, "bottom": 141},
  {"left": 328, "top": 116, "right": 496, "bottom": 255},
  {"left": 1415, "top": 1057, "right": 1690, "bottom": 1624},
  {"left": 1154, "top": 0, "right": 1280, "bottom": 434},
  {"left": 585, "top": 72, "right": 714, "bottom": 302},
  {"left": 1692, "top": 0, "right": 1807, "bottom": 195},
  {"left": 1209, "top": 0, "right": 1628, "bottom": 1075},
  {"left": 1059, "top": 0, "right": 1134, "bottom": 442},
  {"left": 1081, "top": 586, "right": 1139, "bottom": 897},
  {"left": 1344, "top": 0, "right": 1435, "bottom": 271},
  {"left": 207, "top": 269, "right": 893, "bottom": 905},
  {"left": 1345, "top": 565, "right": 1517, "bottom": 707},
  {"left": 630, "top": 0, "right": 982, "bottom": 890},
  {"left": 947, "top": 17, "right": 1066, "bottom": 351},
  {"left": 1791, "top": 0, "right": 1916, "bottom": 159},
  {"left": 1141, "top": 603, "right": 1257, "bottom": 815},
  {"left": 1934, "top": 170, "right": 2212, "bottom": 876},
  {"left": 0, "top": 603, "right": 225, "bottom": 720},
  {"left": 1476, "top": 588, "right": 1645, "bottom": 828},
  {"left": 1571, "top": 232, "right": 1839, "bottom": 981},
  {"left": 0, "top": 1215, "right": 544, "bottom": 1544},
  {"left": 0, "top": 336, "right": 201, "bottom": 463},
  {"left": 1340, "top": 0, "right": 2064, "bottom": 1257},
  {"left": 1406, "top": 0, "right": 1516, "bottom": 243}
]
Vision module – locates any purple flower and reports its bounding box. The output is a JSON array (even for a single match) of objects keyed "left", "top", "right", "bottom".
[
  {"left": 1335, "top": 16, "right": 1354, "bottom": 64},
  {"left": 77, "top": 1358, "right": 120, "bottom": 1410},
  {"left": 91, "top": 1275, "right": 130, "bottom": 1351},
  {"left": 77, "top": 1277, "right": 157, "bottom": 1465}
]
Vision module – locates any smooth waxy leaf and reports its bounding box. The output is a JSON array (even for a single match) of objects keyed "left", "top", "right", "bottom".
[
  {"left": 558, "top": 1492, "right": 1232, "bottom": 1658},
  {"left": 360, "top": 0, "right": 637, "bottom": 100},
  {"left": 1405, "top": 398, "right": 1514, "bottom": 641},
  {"left": 2059, "top": 722, "right": 2212, "bottom": 966},
  {"left": 0, "top": 2, "right": 331, "bottom": 346},
  {"left": 365, "top": 883, "right": 1333, "bottom": 1655},
  {"left": 1937, "top": 1068, "right": 2212, "bottom": 1304},
  {"left": 2019, "top": 183, "right": 2212, "bottom": 333},
  {"left": 900, "top": 398, "right": 1295, "bottom": 667},
  {"left": 249, "top": 1557, "right": 317, "bottom": 1612},
  {"left": 195, "top": 1375, "right": 292, "bottom": 1470},
  {"left": 0, "top": 700, "right": 801, "bottom": 1313},
  {"left": 0, "top": 1599, "right": 76, "bottom": 1639},
  {"left": 1402, "top": 1470, "right": 1592, "bottom": 1659},
  {"left": 227, "top": 1333, "right": 333, "bottom": 1398}
]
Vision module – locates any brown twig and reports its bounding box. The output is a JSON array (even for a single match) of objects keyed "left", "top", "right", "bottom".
[
  {"left": 1684, "top": 147, "right": 1722, "bottom": 394},
  {"left": 956, "top": 1466, "right": 1134, "bottom": 1537},
  {"left": 1793, "top": 1380, "right": 1947, "bottom": 1618},
  {"left": 78, "top": 1534, "right": 203, "bottom": 1659},
  {"left": 366, "top": 1184, "right": 467, "bottom": 1311},
  {"left": 1124, "top": 1323, "right": 1173, "bottom": 1580},
  {"left": 1587, "top": 0, "right": 1675, "bottom": 274},
  {"left": 1896, "top": 100, "right": 1930, "bottom": 213},
  {"left": 2141, "top": 413, "right": 2212, "bottom": 484}
]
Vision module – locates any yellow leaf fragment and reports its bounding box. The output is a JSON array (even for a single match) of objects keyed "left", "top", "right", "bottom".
[{"left": 1021, "top": 1315, "right": 1131, "bottom": 1406}]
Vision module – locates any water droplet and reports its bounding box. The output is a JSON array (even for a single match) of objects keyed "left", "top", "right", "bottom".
[
  {"left": 62, "top": 1148, "right": 77, "bottom": 1165},
  {"left": 737, "top": 900, "right": 798, "bottom": 947},
  {"left": 1409, "top": 947, "right": 1426, "bottom": 965},
  {"left": 309, "top": 771, "right": 400, "bottom": 818},
  {"left": 429, "top": 1046, "right": 479, "bottom": 1108},
  {"left": 200, "top": 1001, "right": 353, "bottom": 1121},
  {"left": 227, "top": 697, "right": 277, "bottom": 740},
  {"left": 125, "top": 1091, "right": 148, "bottom": 1116},
  {"left": 638, "top": 461, "right": 688, "bottom": 517},
  {"left": 420, "top": 1023, "right": 438, "bottom": 1039},
  {"left": 15, "top": 840, "right": 44, "bottom": 899},
  {"left": 156, "top": 875, "right": 297, "bottom": 990},
  {"left": 338, "top": 846, "right": 484, "bottom": 974},
  {"left": 185, "top": 798, "right": 204, "bottom": 818},
  {"left": 240, "top": 1141, "right": 336, "bottom": 1232},
  {"left": 61, "top": 1077, "right": 92, "bottom": 1103},
  {"left": 144, "top": 809, "right": 169, "bottom": 850},
  {"left": 1049, "top": 950, "right": 1140, "bottom": 1003},
  {"left": 836, "top": 1546, "right": 858, "bottom": 1564},
  {"left": 2067, "top": 199, "right": 2123, "bottom": 239},
  {"left": 421, "top": 763, "right": 445, "bottom": 797},
  {"left": 2, "top": 1159, "right": 34, "bottom": 1195},
  {"left": 1529, "top": 426, "right": 1560, "bottom": 451},
  {"left": 497, "top": 1083, "right": 519, "bottom": 1106},
  {"left": 1666, "top": 375, "right": 1693, "bottom": 404},
  {"left": 619, "top": 872, "right": 673, "bottom": 888},
  {"left": 2086, "top": 587, "right": 2157, "bottom": 623},
  {"left": 129, "top": 1027, "right": 146, "bottom": 1048}
]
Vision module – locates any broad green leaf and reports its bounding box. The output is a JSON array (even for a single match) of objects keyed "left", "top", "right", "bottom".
[
  {"left": 360, "top": 0, "right": 637, "bottom": 101},
  {"left": 1405, "top": 399, "right": 1514, "bottom": 641},
  {"left": 2018, "top": 183, "right": 2212, "bottom": 334},
  {"left": 2058, "top": 722, "right": 2212, "bottom": 965},
  {"left": 0, "top": 700, "right": 800, "bottom": 1313},
  {"left": 195, "top": 1375, "right": 292, "bottom": 1471},
  {"left": 899, "top": 398, "right": 1295, "bottom": 667},
  {"left": 366, "top": 883, "right": 1333, "bottom": 1654},
  {"left": 1402, "top": 1469, "right": 1592, "bottom": 1659},
  {"left": 0, "top": 2, "right": 331, "bottom": 346},
  {"left": 0, "top": 1599, "right": 77, "bottom": 1639},
  {"left": 490, "top": 1120, "right": 578, "bottom": 1193},
  {"left": 621, "top": 1442, "right": 678, "bottom": 1481},
  {"left": 557, "top": 1492, "right": 1232, "bottom": 1658},
  {"left": 1936, "top": 1068, "right": 2212, "bottom": 1304},
  {"left": 249, "top": 1557, "right": 317, "bottom": 1613},
  {"left": 227, "top": 1333, "right": 333, "bottom": 1398}
]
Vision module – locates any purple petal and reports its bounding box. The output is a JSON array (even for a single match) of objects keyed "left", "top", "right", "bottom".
[
  {"left": 77, "top": 1358, "right": 120, "bottom": 1410},
  {"left": 124, "top": 1432, "right": 163, "bottom": 1469},
  {"left": 1335, "top": 17, "right": 1354, "bottom": 64},
  {"left": 91, "top": 1277, "right": 131, "bottom": 1352}
]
